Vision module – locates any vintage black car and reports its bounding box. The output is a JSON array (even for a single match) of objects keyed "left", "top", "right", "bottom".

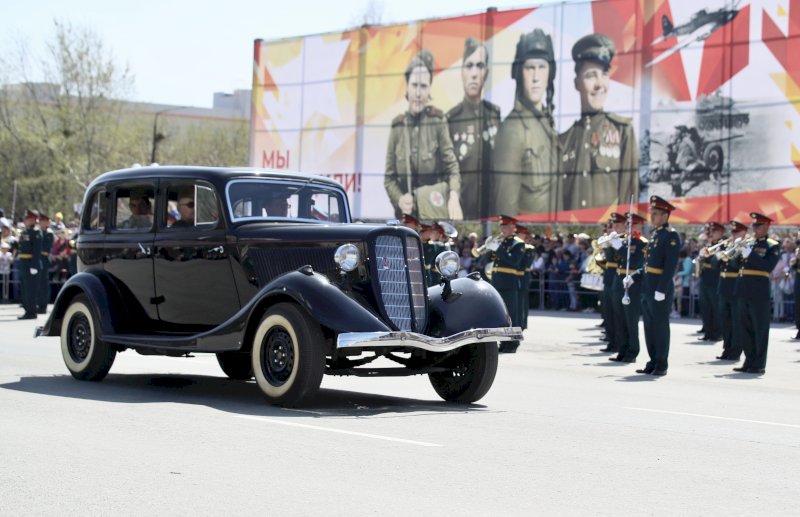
[{"left": 36, "top": 166, "right": 521, "bottom": 406}]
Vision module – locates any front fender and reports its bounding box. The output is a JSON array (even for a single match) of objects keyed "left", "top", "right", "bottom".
[{"left": 427, "top": 276, "right": 511, "bottom": 337}]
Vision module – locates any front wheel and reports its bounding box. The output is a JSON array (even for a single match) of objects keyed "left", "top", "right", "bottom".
[
  {"left": 250, "top": 303, "right": 325, "bottom": 407},
  {"left": 60, "top": 294, "right": 116, "bottom": 381},
  {"left": 429, "top": 343, "right": 499, "bottom": 403}
]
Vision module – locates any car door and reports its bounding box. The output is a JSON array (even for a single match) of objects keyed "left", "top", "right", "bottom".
[
  {"left": 153, "top": 181, "right": 240, "bottom": 329},
  {"left": 103, "top": 182, "right": 158, "bottom": 324}
]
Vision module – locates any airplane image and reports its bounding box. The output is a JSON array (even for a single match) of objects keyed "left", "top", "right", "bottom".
[{"left": 646, "top": 2, "right": 741, "bottom": 68}]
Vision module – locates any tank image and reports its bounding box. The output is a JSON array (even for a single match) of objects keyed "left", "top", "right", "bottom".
[{"left": 695, "top": 92, "right": 750, "bottom": 131}]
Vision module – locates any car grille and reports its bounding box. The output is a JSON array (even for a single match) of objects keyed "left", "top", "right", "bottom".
[{"left": 373, "top": 234, "right": 427, "bottom": 332}]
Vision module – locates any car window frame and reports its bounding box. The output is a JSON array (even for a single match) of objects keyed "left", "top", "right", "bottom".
[
  {"left": 159, "top": 180, "right": 223, "bottom": 232},
  {"left": 225, "top": 178, "right": 350, "bottom": 224},
  {"left": 81, "top": 186, "right": 108, "bottom": 234}
]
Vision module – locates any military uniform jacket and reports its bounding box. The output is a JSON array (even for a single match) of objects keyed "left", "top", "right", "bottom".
[
  {"left": 446, "top": 99, "right": 501, "bottom": 219},
  {"left": 559, "top": 111, "right": 638, "bottom": 211},
  {"left": 40, "top": 228, "right": 54, "bottom": 270},
  {"left": 618, "top": 234, "right": 648, "bottom": 278},
  {"left": 489, "top": 236, "right": 526, "bottom": 290},
  {"left": 491, "top": 99, "right": 560, "bottom": 216},
  {"left": 699, "top": 240, "right": 721, "bottom": 288},
  {"left": 520, "top": 243, "right": 535, "bottom": 283},
  {"left": 734, "top": 236, "right": 781, "bottom": 301},
  {"left": 385, "top": 106, "right": 461, "bottom": 214},
  {"left": 422, "top": 241, "right": 442, "bottom": 286},
  {"left": 17, "top": 227, "right": 43, "bottom": 265},
  {"left": 602, "top": 245, "right": 622, "bottom": 270},
  {"left": 645, "top": 224, "right": 681, "bottom": 293},
  {"left": 718, "top": 253, "right": 742, "bottom": 298}
]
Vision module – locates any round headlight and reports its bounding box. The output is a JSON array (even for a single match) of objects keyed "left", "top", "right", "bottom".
[
  {"left": 435, "top": 250, "right": 460, "bottom": 279},
  {"left": 334, "top": 243, "right": 360, "bottom": 272}
]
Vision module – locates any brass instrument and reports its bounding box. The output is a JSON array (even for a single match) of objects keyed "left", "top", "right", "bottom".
[
  {"left": 436, "top": 221, "right": 458, "bottom": 251},
  {"left": 693, "top": 237, "right": 733, "bottom": 277},
  {"left": 596, "top": 231, "right": 619, "bottom": 247},
  {"left": 584, "top": 240, "right": 605, "bottom": 275},
  {"left": 721, "top": 236, "right": 755, "bottom": 260},
  {"left": 472, "top": 233, "right": 502, "bottom": 257}
]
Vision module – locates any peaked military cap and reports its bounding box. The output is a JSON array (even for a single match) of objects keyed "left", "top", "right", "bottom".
[
  {"left": 624, "top": 212, "right": 646, "bottom": 224},
  {"left": 515, "top": 224, "right": 530, "bottom": 236},
  {"left": 402, "top": 213, "right": 421, "bottom": 228},
  {"left": 405, "top": 49, "right": 435, "bottom": 81},
  {"left": 609, "top": 212, "right": 626, "bottom": 223},
  {"left": 419, "top": 221, "right": 434, "bottom": 232},
  {"left": 750, "top": 212, "right": 773, "bottom": 224},
  {"left": 729, "top": 220, "right": 747, "bottom": 232},
  {"left": 649, "top": 195, "right": 675, "bottom": 213},
  {"left": 706, "top": 221, "right": 725, "bottom": 232},
  {"left": 572, "top": 33, "right": 616, "bottom": 67},
  {"left": 39, "top": 212, "right": 50, "bottom": 221},
  {"left": 25, "top": 209, "right": 40, "bottom": 219},
  {"left": 498, "top": 214, "right": 519, "bottom": 226}
]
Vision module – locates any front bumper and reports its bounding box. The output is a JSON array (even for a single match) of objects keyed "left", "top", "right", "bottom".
[{"left": 336, "top": 327, "right": 523, "bottom": 353}]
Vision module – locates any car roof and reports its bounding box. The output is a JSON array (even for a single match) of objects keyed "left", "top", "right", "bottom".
[{"left": 88, "top": 166, "right": 344, "bottom": 191}]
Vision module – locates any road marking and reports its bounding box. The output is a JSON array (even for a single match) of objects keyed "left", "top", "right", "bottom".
[
  {"left": 625, "top": 407, "right": 800, "bottom": 429},
  {"left": 234, "top": 415, "right": 442, "bottom": 447}
]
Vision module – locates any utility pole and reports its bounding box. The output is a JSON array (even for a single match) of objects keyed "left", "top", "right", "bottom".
[{"left": 150, "top": 106, "right": 190, "bottom": 164}]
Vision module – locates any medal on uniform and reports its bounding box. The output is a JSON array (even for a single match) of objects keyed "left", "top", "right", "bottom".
[{"left": 459, "top": 143, "right": 468, "bottom": 159}]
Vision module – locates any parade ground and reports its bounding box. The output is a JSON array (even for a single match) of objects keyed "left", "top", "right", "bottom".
[{"left": 1, "top": 305, "right": 799, "bottom": 515}]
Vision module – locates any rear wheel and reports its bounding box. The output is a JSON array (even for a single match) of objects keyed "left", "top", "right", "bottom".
[
  {"left": 251, "top": 303, "right": 325, "bottom": 407},
  {"left": 429, "top": 343, "right": 499, "bottom": 403},
  {"left": 60, "top": 294, "right": 116, "bottom": 381},
  {"left": 216, "top": 352, "right": 253, "bottom": 380}
]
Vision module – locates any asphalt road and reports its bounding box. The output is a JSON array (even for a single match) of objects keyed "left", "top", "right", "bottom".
[{"left": 2, "top": 304, "right": 799, "bottom": 516}]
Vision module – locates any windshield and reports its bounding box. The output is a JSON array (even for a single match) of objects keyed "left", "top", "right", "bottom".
[{"left": 227, "top": 179, "right": 349, "bottom": 223}]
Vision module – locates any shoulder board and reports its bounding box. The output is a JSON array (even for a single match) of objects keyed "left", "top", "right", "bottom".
[
  {"left": 482, "top": 100, "right": 501, "bottom": 115},
  {"left": 606, "top": 112, "right": 632, "bottom": 126},
  {"left": 446, "top": 103, "right": 463, "bottom": 119},
  {"left": 513, "top": 237, "right": 525, "bottom": 243},
  {"left": 391, "top": 114, "right": 405, "bottom": 127},
  {"left": 640, "top": 237, "right": 649, "bottom": 243},
  {"left": 767, "top": 238, "right": 779, "bottom": 246},
  {"left": 425, "top": 106, "right": 444, "bottom": 118},
  {"left": 524, "top": 243, "right": 535, "bottom": 250}
]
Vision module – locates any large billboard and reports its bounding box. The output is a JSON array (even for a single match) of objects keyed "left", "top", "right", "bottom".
[{"left": 250, "top": 0, "right": 800, "bottom": 224}]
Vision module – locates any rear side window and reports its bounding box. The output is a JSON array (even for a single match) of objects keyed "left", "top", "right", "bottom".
[
  {"left": 82, "top": 188, "right": 106, "bottom": 231},
  {"left": 163, "top": 183, "right": 220, "bottom": 229},
  {"left": 114, "top": 186, "right": 155, "bottom": 231}
]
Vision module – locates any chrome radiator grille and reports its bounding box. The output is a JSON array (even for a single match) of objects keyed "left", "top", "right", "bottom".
[{"left": 373, "top": 234, "right": 426, "bottom": 332}]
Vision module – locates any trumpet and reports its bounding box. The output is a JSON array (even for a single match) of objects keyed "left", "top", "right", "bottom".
[
  {"left": 699, "top": 237, "right": 734, "bottom": 258},
  {"left": 597, "top": 231, "right": 619, "bottom": 247},
  {"left": 472, "top": 233, "right": 503, "bottom": 257},
  {"left": 721, "top": 236, "right": 754, "bottom": 260}
]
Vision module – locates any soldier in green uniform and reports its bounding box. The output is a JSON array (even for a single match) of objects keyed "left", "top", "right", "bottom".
[
  {"left": 639, "top": 196, "right": 681, "bottom": 376},
  {"left": 560, "top": 34, "right": 638, "bottom": 211},
  {"left": 447, "top": 37, "right": 501, "bottom": 220},
  {"left": 598, "top": 213, "right": 627, "bottom": 352},
  {"left": 698, "top": 222, "right": 724, "bottom": 341},
  {"left": 491, "top": 29, "right": 560, "bottom": 217},
  {"left": 475, "top": 215, "right": 526, "bottom": 353},
  {"left": 385, "top": 49, "right": 463, "bottom": 221},
  {"left": 716, "top": 220, "right": 747, "bottom": 361},
  {"left": 17, "top": 209, "right": 42, "bottom": 320},
  {"left": 610, "top": 213, "right": 647, "bottom": 362},
  {"left": 732, "top": 213, "right": 781, "bottom": 375},
  {"left": 516, "top": 224, "right": 536, "bottom": 332},
  {"left": 37, "top": 212, "right": 54, "bottom": 314}
]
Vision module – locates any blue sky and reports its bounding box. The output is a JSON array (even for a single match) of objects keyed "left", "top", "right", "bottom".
[{"left": 2, "top": 0, "right": 563, "bottom": 108}]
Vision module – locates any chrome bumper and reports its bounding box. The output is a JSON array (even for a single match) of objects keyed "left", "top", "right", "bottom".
[{"left": 336, "top": 327, "right": 523, "bottom": 353}]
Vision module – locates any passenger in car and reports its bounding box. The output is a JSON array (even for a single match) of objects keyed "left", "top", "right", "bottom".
[
  {"left": 172, "top": 188, "right": 195, "bottom": 227},
  {"left": 264, "top": 191, "right": 290, "bottom": 218},
  {"left": 120, "top": 190, "right": 153, "bottom": 229}
]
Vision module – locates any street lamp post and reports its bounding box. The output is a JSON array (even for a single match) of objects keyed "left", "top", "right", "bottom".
[{"left": 150, "top": 106, "right": 189, "bottom": 164}]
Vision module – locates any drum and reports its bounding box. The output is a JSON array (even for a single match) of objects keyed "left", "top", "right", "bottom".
[{"left": 580, "top": 272, "right": 603, "bottom": 291}]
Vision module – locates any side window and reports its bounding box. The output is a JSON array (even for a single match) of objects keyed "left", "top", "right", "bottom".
[
  {"left": 114, "top": 186, "right": 154, "bottom": 230},
  {"left": 83, "top": 188, "right": 106, "bottom": 231},
  {"left": 163, "top": 183, "right": 219, "bottom": 229}
]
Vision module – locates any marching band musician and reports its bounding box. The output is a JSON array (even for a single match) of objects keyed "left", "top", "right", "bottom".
[
  {"left": 715, "top": 220, "right": 748, "bottom": 361},
  {"left": 609, "top": 212, "right": 647, "bottom": 363},
  {"left": 698, "top": 222, "right": 724, "bottom": 342},
  {"left": 597, "top": 213, "right": 627, "bottom": 353},
  {"left": 516, "top": 224, "right": 536, "bottom": 334},
  {"left": 474, "top": 214, "right": 527, "bottom": 353},
  {"left": 419, "top": 221, "right": 440, "bottom": 287},
  {"left": 638, "top": 196, "right": 681, "bottom": 376},
  {"left": 732, "top": 212, "right": 780, "bottom": 375}
]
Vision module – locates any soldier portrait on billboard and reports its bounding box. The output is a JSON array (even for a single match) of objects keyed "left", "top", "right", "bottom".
[
  {"left": 560, "top": 33, "right": 638, "bottom": 211},
  {"left": 491, "top": 29, "right": 560, "bottom": 217},
  {"left": 384, "top": 49, "right": 464, "bottom": 221},
  {"left": 446, "top": 37, "right": 501, "bottom": 220}
]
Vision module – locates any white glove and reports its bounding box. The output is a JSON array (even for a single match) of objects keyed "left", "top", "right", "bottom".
[
  {"left": 733, "top": 237, "right": 742, "bottom": 245},
  {"left": 784, "top": 266, "right": 791, "bottom": 274},
  {"left": 622, "top": 275, "right": 634, "bottom": 289},
  {"left": 485, "top": 238, "right": 500, "bottom": 252},
  {"left": 654, "top": 291, "right": 666, "bottom": 302},
  {"left": 741, "top": 246, "right": 752, "bottom": 259},
  {"left": 30, "top": 268, "right": 38, "bottom": 275},
  {"left": 610, "top": 237, "right": 623, "bottom": 250}
]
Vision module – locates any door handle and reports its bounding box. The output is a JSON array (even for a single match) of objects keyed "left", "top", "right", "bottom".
[
  {"left": 138, "top": 242, "right": 151, "bottom": 256},
  {"left": 210, "top": 246, "right": 224, "bottom": 253}
]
